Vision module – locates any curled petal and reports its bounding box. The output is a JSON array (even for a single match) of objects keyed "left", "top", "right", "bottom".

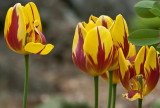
[
  {"left": 89, "top": 15, "right": 97, "bottom": 23},
  {"left": 122, "top": 90, "right": 143, "bottom": 101},
  {"left": 83, "top": 26, "right": 113, "bottom": 75},
  {"left": 24, "top": 42, "right": 54, "bottom": 55},
  {"left": 96, "top": 15, "right": 113, "bottom": 29}
]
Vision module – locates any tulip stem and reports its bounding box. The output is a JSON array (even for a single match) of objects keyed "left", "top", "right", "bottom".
[
  {"left": 137, "top": 75, "right": 143, "bottom": 108},
  {"left": 112, "top": 84, "right": 117, "bottom": 108},
  {"left": 107, "top": 71, "right": 113, "bottom": 108},
  {"left": 23, "top": 55, "right": 29, "bottom": 108},
  {"left": 94, "top": 76, "right": 99, "bottom": 108}
]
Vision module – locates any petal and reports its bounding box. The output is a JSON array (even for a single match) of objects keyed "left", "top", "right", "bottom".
[
  {"left": 83, "top": 26, "right": 113, "bottom": 75},
  {"left": 4, "top": 3, "right": 27, "bottom": 55},
  {"left": 72, "top": 23, "right": 92, "bottom": 74},
  {"left": 96, "top": 15, "right": 113, "bottom": 29},
  {"left": 127, "top": 43, "right": 136, "bottom": 58},
  {"left": 122, "top": 90, "right": 143, "bottom": 101},
  {"left": 135, "top": 46, "right": 148, "bottom": 76},
  {"left": 110, "top": 14, "right": 129, "bottom": 57},
  {"left": 25, "top": 2, "right": 42, "bottom": 32},
  {"left": 38, "top": 44, "right": 54, "bottom": 55},
  {"left": 144, "top": 46, "right": 159, "bottom": 95},
  {"left": 85, "top": 15, "right": 97, "bottom": 31},
  {"left": 118, "top": 48, "right": 129, "bottom": 80},
  {"left": 24, "top": 42, "right": 45, "bottom": 54}
]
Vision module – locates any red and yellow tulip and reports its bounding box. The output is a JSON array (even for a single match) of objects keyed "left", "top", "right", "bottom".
[
  {"left": 4, "top": 2, "right": 54, "bottom": 55},
  {"left": 96, "top": 14, "right": 136, "bottom": 84},
  {"left": 72, "top": 17, "right": 113, "bottom": 76},
  {"left": 118, "top": 46, "right": 159, "bottom": 101}
]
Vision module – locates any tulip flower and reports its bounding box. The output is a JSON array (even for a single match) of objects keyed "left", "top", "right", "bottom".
[
  {"left": 4, "top": 2, "right": 54, "bottom": 55},
  {"left": 72, "top": 16, "right": 113, "bottom": 108},
  {"left": 4, "top": 2, "right": 54, "bottom": 108},
  {"left": 118, "top": 46, "right": 159, "bottom": 108}
]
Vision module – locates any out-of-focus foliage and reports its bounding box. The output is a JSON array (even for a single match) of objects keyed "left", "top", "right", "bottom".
[
  {"left": 150, "top": 99, "right": 160, "bottom": 108},
  {"left": 128, "top": 0, "right": 160, "bottom": 52}
]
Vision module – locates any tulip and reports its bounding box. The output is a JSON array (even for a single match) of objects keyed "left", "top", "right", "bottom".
[
  {"left": 118, "top": 46, "right": 159, "bottom": 107},
  {"left": 4, "top": 2, "right": 54, "bottom": 55},
  {"left": 4, "top": 2, "right": 54, "bottom": 108},
  {"left": 72, "top": 16, "right": 113, "bottom": 108}
]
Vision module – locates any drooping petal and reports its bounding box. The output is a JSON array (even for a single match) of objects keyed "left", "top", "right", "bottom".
[
  {"left": 24, "top": 42, "right": 54, "bottom": 55},
  {"left": 96, "top": 15, "right": 113, "bottom": 29},
  {"left": 83, "top": 26, "right": 113, "bottom": 75},
  {"left": 122, "top": 90, "right": 143, "bottom": 101},
  {"left": 110, "top": 14, "right": 129, "bottom": 57},
  {"left": 4, "top": 3, "right": 27, "bottom": 54},
  {"left": 135, "top": 46, "right": 148, "bottom": 76},
  {"left": 143, "top": 46, "right": 159, "bottom": 95}
]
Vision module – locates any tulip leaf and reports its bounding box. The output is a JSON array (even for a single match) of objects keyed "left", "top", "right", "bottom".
[
  {"left": 134, "top": 1, "right": 156, "bottom": 18},
  {"left": 150, "top": 2, "right": 160, "bottom": 17},
  {"left": 128, "top": 29, "right": 159, "bottom": 46}
]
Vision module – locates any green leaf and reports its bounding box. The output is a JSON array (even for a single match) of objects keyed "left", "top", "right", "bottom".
[
  {"left": 134, "top": 1, "right": 156, "bottom": 18},
  {"left": 150, "top": 2, "right": 160, "bottom": 17},
  {"left": 128, "top": 29, "right": 159, "bottom": 46}
]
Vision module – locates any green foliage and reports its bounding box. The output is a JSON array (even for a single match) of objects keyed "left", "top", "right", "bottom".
[
  {"left": 128, "top": 29, "right": 159, "bottom": 46},
  {"left": 150, "top": 2, "right": 160, "bottom": 17},
  {"left": 130, "top": 0, "right": 160, "bottom": 47},
  {"left": 134, "top": 1, "right": 156, "bottom": 18}
]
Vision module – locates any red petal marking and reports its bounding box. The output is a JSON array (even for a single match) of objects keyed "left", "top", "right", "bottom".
[
  {"left": 101, "top": 72, "right": 108, "bottom": 80},
  {"left": 108, "top": 45, "right": 118, "bottom": 68},
  {"left": 127, "top": 90, "right": 142, "bottom": 99},
  {"left": 117, "top": 20, "right": 129, "bottom": 58},
  {"left": 6, "top": 5, "right": 22, "bottom": 50},
  {"left": 139, "top": 47, "right": 147, "bottom": 78},
  {"left": 87, "top": 27, "right": 112, "bottom": 73},
  {"left": 127, "top": 55, "right": 136, "bottom": 64},
  {"left": 72, "top": 25, "right": 90, "bottom": 73},
  {"left": 145, "top": 56, "right": 159, "bottom": 95},
  {"left": 36, "top": 30, "right": 46, "bottom": 44},
  {"left": 102, "top": 16, "right": 108, "bottom": 29},
  {"left": 29, "top": 3, "right": 35, "bottom": 20}
]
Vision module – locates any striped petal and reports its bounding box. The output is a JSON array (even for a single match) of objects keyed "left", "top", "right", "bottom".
[
  {"left": 135, "top": 46, "right": 148, "bottom": 76},
  {"left": 122, "top": 90, "right": 143, "bottom": 101},
  {"left": 110, "top": 14, "right": 129, "bottom": 57},
  {"left": 96, "top": 15, "right": 113, "bottom": 29},
  {"left": 143, "top": 46, "right": 159, "bottom": 95},
  {"left": 85, "top": 15, "right": 97, "bottom": 31},
  {"left": 24, "top": 42, "right": 54, "bottom": 55},
  {"left": 83, "top": 26, "right": 113, "bottom": 76},
  {"left": 127, "top": 43, "right": 136, "bottom": 58},
  {"left": 4, "top": 3, "right": 28, "bottom": 55},
  {"left": 25, "top": 2, "right": 42, "bottom": 43},
  {"left": 72, "top": 23, "right": 93, "bottom": 74}
]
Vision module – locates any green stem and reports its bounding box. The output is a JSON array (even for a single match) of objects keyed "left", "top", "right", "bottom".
[
  {"left": 138, "top": 99, "right": 142, "bottom": 108},
  {"left": 23, "top": 55, "right": 29, "bottom": 108},
  {"left": 94, "top": 76, "right": 99, "bottom": 108},
  {"left": 107, "top": 71, "right": 113, "bottom": 108},
  {"left": 137, "top": 75, "right": 143, "bottom": 108},
  {"left": 112, "top": 84, "right": 117, "bottom": 108}
]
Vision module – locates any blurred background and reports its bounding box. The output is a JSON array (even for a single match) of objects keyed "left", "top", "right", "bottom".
[{"left": 0, "top": 0, "right": 160, "bottom": 108}]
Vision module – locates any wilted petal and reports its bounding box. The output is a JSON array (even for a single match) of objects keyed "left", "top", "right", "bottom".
[{"left": 122, "top": 90, "right": 143, "bottom": 101}]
